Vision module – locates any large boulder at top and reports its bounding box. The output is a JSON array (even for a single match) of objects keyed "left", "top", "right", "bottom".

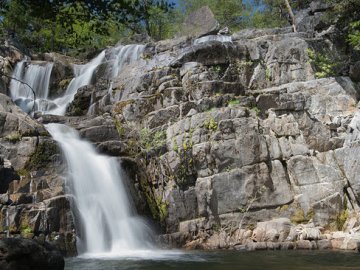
[
  {"left": 179, "top": 6, "right": 220, "bottom": 38},
  {"left": 0, "top": 238, "right": 64, "bottom": 270}
]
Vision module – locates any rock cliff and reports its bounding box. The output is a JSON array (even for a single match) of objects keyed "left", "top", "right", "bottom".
[{"left": 1, "top": 3, "right": 360, "bottom": 253}]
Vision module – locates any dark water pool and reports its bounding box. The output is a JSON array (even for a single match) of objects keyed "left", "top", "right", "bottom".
[{"left": 65, "top": 250, "right": 360, "bottom": 270}]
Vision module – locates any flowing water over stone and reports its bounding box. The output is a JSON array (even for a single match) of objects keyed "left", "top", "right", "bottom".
[
  {"left": 193, "top": 35, "right": 232, "bottom": 45},
  {"left": 9, "top": 44, "right": 144, "bottom": 115},
  {"left": 48, "top": 51, "right": 106, "bottom": 115},
  {"left": 46, "top": 123, "right": 153, "bottom": 256},
  {"left": 8, "top": 44, "right": 151, "bottom": 257},
  {"left": 110, "top": 44, "right": 145, "bottom": 78},
  {"left": 9, "top": 60, "right": 54, "bottom": 113}
]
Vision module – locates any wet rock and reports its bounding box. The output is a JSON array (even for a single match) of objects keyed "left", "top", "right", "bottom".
[
  {"left": 0, "top": 238, "right": 64, "bottom": 270},
  {"left": 66, "top": 85, "right": 94, "bottom": 116}
]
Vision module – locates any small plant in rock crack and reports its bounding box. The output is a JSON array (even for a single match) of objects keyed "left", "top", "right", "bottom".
[{"left": 238, "top": 185, "right": 267, "bottom": 230}]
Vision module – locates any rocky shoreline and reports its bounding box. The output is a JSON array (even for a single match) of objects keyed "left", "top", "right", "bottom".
[{"left": 161, "top": 218, "right": 360, "bottom": 252}]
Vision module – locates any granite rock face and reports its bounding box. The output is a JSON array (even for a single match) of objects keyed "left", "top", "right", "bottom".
[{"left": 2, "top": 2, "right": 360, "bottom": 253}]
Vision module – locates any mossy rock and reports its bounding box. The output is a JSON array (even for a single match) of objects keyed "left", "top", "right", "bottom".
[{"left": 25, "top": 140, "right": 59, "bottom": 171}]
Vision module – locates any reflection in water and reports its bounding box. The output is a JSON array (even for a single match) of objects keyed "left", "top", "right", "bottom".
[{"left": 66, "top": 250, "right": 360, "bottom": 270}]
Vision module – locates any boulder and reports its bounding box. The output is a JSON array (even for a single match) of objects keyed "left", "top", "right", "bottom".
[
  {"left": 66, "top": 85, "right": 94, "bottom": 116},
  {"left": 252, "top": 218, "right": 292, "bottom": 242},
  {"left": 178, "top": 6, "right": 220, "bottom": 38},
  {"left": 0, "top": 238, "right": 64, "bottom": 270}
]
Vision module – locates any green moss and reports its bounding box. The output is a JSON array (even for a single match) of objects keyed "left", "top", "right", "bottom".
[
  {"left": 17, "top": 168, "right": 29, "bottom": 177},
  {"left": 251, "top": 106, "right": 261, "bottom": 116},
  {"left": 58, "top": 78, "right": 72, "bottom": 90},
  {"left": 265, "top": 66, "right": 271, "bottom": 81},
  {"left": 203, "top": 116, "right": 218, "bottom": 131},
  {"left": 336, "top": 209, "right": 349, "bottom": 230},
  {"left": 113, "top": 100, "right": 135, "bottom": 114},
  {"left": 156, "top": 196, "right": 168, "bottom": 222},
  {"left": 113, "top": 117, "right": 125, "bottom": 137},
  {"left": 5, "top": 131, "right": 22, "bottom": 143},
  {"left": 26, "top": 141, "right": 58, "bottom": 170},
  {"left": 211, "top": 223, "right": 221, "bottom": 232},
  {"left": 172, "top": 137, "right": 179, "bottom": 152},
  {"left": 228, "top": 99, "right": 240, "bottom": 106},
  {"left": 140, "top": 128, "right": 166, "bottom": 150},
  {"left": 290, "top": 206, "right": 306, "bottom": 224}
]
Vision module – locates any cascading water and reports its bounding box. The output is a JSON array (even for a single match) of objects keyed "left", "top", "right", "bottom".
[
  {"left": 46, "top": 123, "right": 153, "bottom": 256},
  {"left": 194, "top": 35, "right": 232, "bottom": 45},
  {"left": 9, "top": 60, "right": 54, "bottom": 113},
  {"left": 48, "top": 50, "right": 106, "bottom": 115},
  {"left": 9, "top": 45, "right": 158, "bottom": 258},
  {"left": 110, "top": 44, "right": 145, "bottom": 78}
]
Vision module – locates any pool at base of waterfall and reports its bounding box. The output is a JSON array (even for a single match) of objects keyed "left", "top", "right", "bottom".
[{"left": 65, "top": 250, "right": 360, "bottom": 270}]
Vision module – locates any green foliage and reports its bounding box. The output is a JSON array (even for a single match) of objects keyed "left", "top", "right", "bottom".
[
  {"left": 0, "top": 0, "right": 175, "bottom": 53},
  {"left": 251, "top": 106, "right": 261, "bottom": 116},
  {"left": 246, "top": 0, "right": 312, "bottom": 29},
  {"left": 349, "top": 20, "right": 360, "bottom": 51},
  {"left": 26, "top": 141, "right": 58, "bottom": 170},
  {"left": 203, "top": 116, "right": 218, "bottom": 131},
  {"left": 336, "top": 209, "right": 349, "bottom": 230},
  {"left": 323, "top": 0, "right": 360, "bottom": 52},
  {"left": 307, "top": 48, "right": 340, "bottom": 78},
  {"left": 139, "top": 128, "right": 166, "bottom": 150},
  {"left": 17, "top": 168, "right": 29, "bottom": 177},
  {"left": 4, "top": 131, "right": 22, "bottom": 143},
  {"left": 228, "top": 99, "right": 240, "bottom": 106}
]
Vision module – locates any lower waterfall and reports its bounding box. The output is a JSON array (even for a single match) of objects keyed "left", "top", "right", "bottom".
[{"left": 46, "top": 123, "right": 153, "bottom": 257}]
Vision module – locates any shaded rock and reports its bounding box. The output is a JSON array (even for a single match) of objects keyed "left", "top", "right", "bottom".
[
  {"left": 0, "top": 238, "right": 64, "bottom": 270},
  {"left": 350, "top": 61, "right": 360, "bottom": 82},
  {"left": 66, "top": 85, "right": 94, "bottom": 116}
]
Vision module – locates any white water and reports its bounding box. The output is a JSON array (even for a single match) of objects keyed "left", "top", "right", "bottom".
[
  {"left": 48, "top": 51, "right": 106, "bottom": 115},
  {"left": 10, "top": 44, "right": 144, "bottom": 116},
  {"left": 10, "top": 45, "right": 152, "bottom": 257},
  {"left": 110, "top": 44, "right": 145, "bottom": 78},
  {"left": 194, "top": 35, "right": 232, "bottom": 45},
  {"left": 46, "top": 123, "right": 153, "bottom": 256},
  {"left": 9, "top": 60, "right": 54, "bottom": 113}
]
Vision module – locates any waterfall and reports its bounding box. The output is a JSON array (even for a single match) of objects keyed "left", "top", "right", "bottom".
[
  {"left": 110, "top": 44, "right": 145, "bottom": 78},
  {"left": 9, "top": 60, "right": 54, "bottom": 113},
  {"left": 194, "top": 35, "right": 232, "bottom": 45},
  {"left": 46, "top": 123, "right": 153, "bottom": 256},
  {"left": 9, "top": 45, "right": 154, "bottom": 257},
  {"left": 48, "top": 50, "right": 106, "bottom": 115}
]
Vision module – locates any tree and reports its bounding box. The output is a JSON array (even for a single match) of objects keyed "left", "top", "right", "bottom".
[
  {"left": 0, "top": 0, "right": 176, "bottom": 54},
  {"left": 250, "top": 0, "right": 311, "bottom": 29},
  {"left": 284, "top": 0, "right": 297, "bottom": 32}
]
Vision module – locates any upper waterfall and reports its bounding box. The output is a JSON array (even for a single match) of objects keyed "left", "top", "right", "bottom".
[
  {"left": 9, "top": 44, "right": 145, "bottom": 116},
  {"left": 47, "top": 50, "right": 106, "bottom": 115},
  {"left": 9, "top": 60, "right": 54, "bottom": 113},
  {"left": 110, "top": 44, "right": 145, "bottom": 78}
]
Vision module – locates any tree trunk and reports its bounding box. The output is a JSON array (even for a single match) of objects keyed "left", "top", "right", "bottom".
[{"left": 284, "top": 0, "right": 297, "bottom": 32}]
